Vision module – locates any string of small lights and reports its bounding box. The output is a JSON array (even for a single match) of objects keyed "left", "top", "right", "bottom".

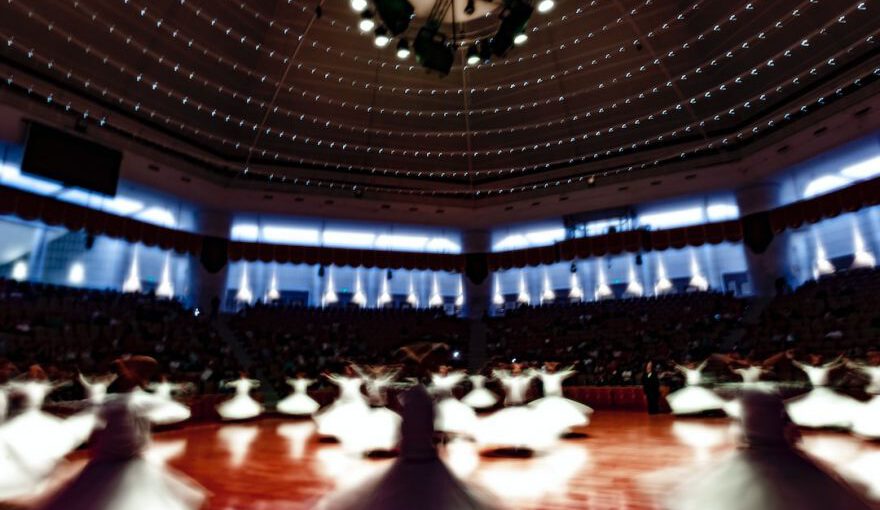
[
  {"left": 9, "top": 0, "right": 861, "bottom": 164},
  {"left": 3, "top": 51, "right": 877, "bottom": 198},
  {"left": 19, "top": 0, "right": 825, "bottom": 160},
  {"left": 4, "top": 19, "right": 873, "bottom": 188}
]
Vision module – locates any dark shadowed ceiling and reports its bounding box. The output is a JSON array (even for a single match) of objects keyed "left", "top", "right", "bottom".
[{"left": 1, "top": 0, "right": 879, "bottom": 204}]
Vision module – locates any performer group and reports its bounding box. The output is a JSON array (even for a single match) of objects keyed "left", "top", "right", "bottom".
[{"left": 1, "top": 344, "right": 879, "bottom": 509}]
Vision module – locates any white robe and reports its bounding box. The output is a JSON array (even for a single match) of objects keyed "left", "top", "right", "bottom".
[
  {"left": 216, "top": 378, "right": 263, "bottom": 421},
  {"left": 37, "top": 392, "right": 207, "bottom": 510},
  {"left": 666, "top": 365, "right": 726, "bottom": 416},
  {"left": 786, "top": 364, "right": 859, "bottom": 429},
  {"left": 852, "top": 366, "right": 880, "bottom": 438},
  {"left": 475, "top": 371, "right": 557, "bottom": 451},
  {"left": 277, "top": 378, "right": 320, "bottom": 416},
  {"left": 528, "top": 369, "right": 592, "bottom": 432},
  {"left": 432, "top": 372, "right": 477, "bottom": 437},
  {"left": 146, "top": 382, "right": 192, "bottom": 425},
  {"left": 461, "top": 376, "right": 497, "bottom": 410}
]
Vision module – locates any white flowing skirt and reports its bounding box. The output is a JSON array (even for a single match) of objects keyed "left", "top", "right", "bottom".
[
  {"left": 338, "top": 407, "right": 401, "bottom": 454},
  {"left": 665, "top": 448, "right": 873, "bottom": 510},
  {"left": 435, "top": 398, "right": 479, "bottom": 436},
  {"left": 852, "top": 395, "right": 880, "bottom": 438},
  {"left": 277, "top": 393, "right": 321, "bottom": 416},
  {"left": 666, "top": 386, "right": 726, "bottom": 415},
  {"left": 461, "top": 389, "right": 497, "bottom": 410},
  {"left": 786, "top": 387, "right": 860, "bottom": 429},
  {"left": 315, "top": 399, "right": 371, "bottom": 439},
  {"left": 474, "top": 406, "right": 558, "bottom": 451},
  {"left": 148, "top": 400, "right": 192, "bottom": 426},
  {"left": 316, "top": 456, "right": 495, "bottom": 510},
  {"left": 528, "top": 396, "right": 592, "bottom": 431},
  {"left": 0, "top": 409, "right": 83, "bottom": 499},
  {"left": 37, "top": 456, "right": 207, "bottom": 510},
  {"left": 216, "top": 394, "right": 262, "bottom": 421}
]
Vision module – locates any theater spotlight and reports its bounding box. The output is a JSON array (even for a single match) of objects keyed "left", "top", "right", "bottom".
[
  {"left": 414, "top": 24, "right": 455, "bottom": 75},
  {"left": 359, "top": 10, "right": 376, "bottom": 32},
  {"left": 537, "top": 0, "right": 555, "bottom": 13},
  {"left": 374, "top": 26, "right": 391, "bottom": 47},
  {"left": 396, "top": 38, "right": 411, "bottom": 59},
  {"left": 374, "top": 0, "right": 415, "bottom": 35},
  {"left": 491, "top": 0, "right": 534, "bottom": 56},
  {"left": 466, "top": 43, "right": 480, "bottom": 65},
  {"left": 351, "top": 0, "right": 368, "bottom": 11}
]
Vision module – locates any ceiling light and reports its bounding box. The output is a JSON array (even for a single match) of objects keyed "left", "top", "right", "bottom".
[
  {"left": 396, "top": 38, "right": 411, "bottom": 59},
  {"left": 537, "top": 0, "right": 555, "bottom": 13},
  {"left": 359, "top": 10, "right": 376, "bottom": 32},
  {"left": 466, "top": 44, "right": 480, "bottom": 65},
  {"left": 514, "top": 32, "right": 528, "bottom": 45},
  {"left": 350, "top": 0, "right": 367, "bottom": 11},
  {"left": 374, "top": 26, "right": 390, "bottom": 47}
]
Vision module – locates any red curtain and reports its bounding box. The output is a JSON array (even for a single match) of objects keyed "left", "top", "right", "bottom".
[{"left": 2, "top": 174, "right": 880, "bottom": 270}]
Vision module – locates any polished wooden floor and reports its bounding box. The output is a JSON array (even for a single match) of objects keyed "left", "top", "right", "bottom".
[{"left": 65, "top": 412, "right": 880, "bottom": 509}]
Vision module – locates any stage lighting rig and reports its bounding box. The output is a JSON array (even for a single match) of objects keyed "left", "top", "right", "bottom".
[
  {"left": 374, "top": 0, "right": 416, "bottom": 35},
  {"left": 354, "top": 0, "right": 544, "bottom": 76}
]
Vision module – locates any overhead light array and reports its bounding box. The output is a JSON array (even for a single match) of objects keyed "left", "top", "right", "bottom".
[{"left": 353, "top": 0, "right": 555, "bottom": 75}]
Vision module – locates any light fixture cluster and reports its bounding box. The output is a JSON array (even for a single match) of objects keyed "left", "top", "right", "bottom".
[{"left": 352, "top": 0, "right": 557, "bottom": 72}]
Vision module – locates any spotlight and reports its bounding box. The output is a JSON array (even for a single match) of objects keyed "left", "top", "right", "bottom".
[
  {"left": 396, "top": 38, "right": 411, "bottom": 59},
  {"left": 491, "top": 0, "right": 534, "bottom": 56},
  {"left": 414, "top": 25, "right": 455, "bottom": 76},
  {"left": 351, "top": 0, "right": 367, "bottom": 11},
  {"left": 374, "top": 26, "right": 391, "bottom": 47},
  {"left": 466, "top": 43, "right": 480, "bottom": 65},
  {"left": 374, "top": 0, "right": 415, "bottom": 35},
  {"left": 537, "top": 0, "right": 555, "bottom": 13},
  {"left": 359, "top": 10, "right": 376, "bottom": 32},
  {"left": 514, "top": 32, "right": 528, "bottom": 45},
  {"left": 464, "top": 0, "right": 476, "bottom": 15}
]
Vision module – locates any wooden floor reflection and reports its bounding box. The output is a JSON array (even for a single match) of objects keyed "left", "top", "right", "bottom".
[{"left": 77, "top": 412, "right": 880, "bottom": 510}]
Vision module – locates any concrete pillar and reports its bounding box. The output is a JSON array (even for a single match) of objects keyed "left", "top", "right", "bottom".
[
  {"left": 191, "top": 208, "right": 232, "bottom": 315},
  {"left": 462, "top": 229, "right": 491, "bottom": 370},
  {"left": 735, "top": 181, "right": 791, "bottom": 297}
]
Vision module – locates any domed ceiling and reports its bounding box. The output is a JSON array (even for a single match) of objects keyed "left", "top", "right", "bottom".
[{"left": 1, "top": 0, "right": 879, "bottom": 204}]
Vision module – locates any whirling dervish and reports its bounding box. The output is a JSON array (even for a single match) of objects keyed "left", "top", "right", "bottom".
[
  {"left": 216, "top": 373, "right": 263, "bottom": 421},
  {"left": 848, "top": 354, "right": 880, "bottom": 439},
  {"left": 347, "top": 365, "right": 401, "bottom": 455},
  {"left": 785, "top": 353, "right": 860, "bottom": 429},
  {"left": 64, "top": 372, "right": 119, "bottom": 447},
  {"left": 431, "top": 366, "right": 478, "bottom": 438},
  {"left": 665, "top": 391, "right": 873, "bottom": 510},
  {"left": 528, "top": 362, "right": 592, "bottom": 435},
  {"left": 146, "top": 376, "right": 193, "bottom": 425},
  {"left": 665, "top": 359, "right": 726, "bottom": 416},
  {"left": 0, "top": 366, "right": 79, "bottom": 500},
  {"left": 315, "top": 366, "right": 369, "bottom": 441},
  {"left": 277, "top": 374, "right": 320, "bottom": 417},
  {"left": 37, "top": 356, "right": 208, "bottom": 510},
  {"left": 316, "top": 342, "right": 496, "bottom": 510},
  {"left": 721, "top": 351, "right": 787, "bottom": 418},
  {"left": 461, "top": 374, "right": 498, "bottom": 411},
  {"left": 475, "top": 364, "right": 556, "bottom": 452}
]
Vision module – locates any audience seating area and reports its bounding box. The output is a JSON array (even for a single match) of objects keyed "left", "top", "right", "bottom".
[
  {"left": 0, "top": 279, "right": 239, "bottom": 397},
  {"left": 228, "top": 305, "right": 469, "bottom": 393},
  {"left": 486, "top": 293, "right": 746, "bottom": 385}
]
